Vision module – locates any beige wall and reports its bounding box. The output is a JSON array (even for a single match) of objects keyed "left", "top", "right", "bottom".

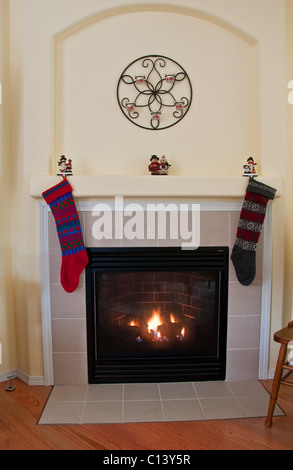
[
  {"left": 53, "top": 9, "right": 256, "bottom": 176},
  {"left": 0, "top": 0, "right": 291, "bottom": 380},
  {"left": 284, "top": 0, "right": 293, "bottom": 324},
  {"left": 0, "top": 0, "right": 17, "bottom": 375}
]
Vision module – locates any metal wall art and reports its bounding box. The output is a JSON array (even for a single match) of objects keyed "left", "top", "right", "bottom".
[{"left": 117, "top": 55, "right": 192, "bottom": 130}]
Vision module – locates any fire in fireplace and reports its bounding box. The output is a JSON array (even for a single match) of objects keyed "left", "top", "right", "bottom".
[{"left": 86, "top": 247, "right": 229, "bottom": 383}]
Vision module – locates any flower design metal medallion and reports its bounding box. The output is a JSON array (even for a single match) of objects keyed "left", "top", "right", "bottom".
[{"left": 117, "top": 55, "right": 193, "bottom": 130}]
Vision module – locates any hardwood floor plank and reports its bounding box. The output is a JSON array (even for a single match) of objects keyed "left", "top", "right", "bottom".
[{"left": 0, "top": 378, "right": 292, "bottom": 450}]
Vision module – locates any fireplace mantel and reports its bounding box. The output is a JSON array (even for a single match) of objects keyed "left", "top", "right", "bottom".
[{"left": 30, "top": 175, "right": 282, "bottom": 199}]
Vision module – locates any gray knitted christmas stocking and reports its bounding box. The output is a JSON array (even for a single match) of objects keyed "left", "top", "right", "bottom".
[{"left": 231, "top": 179, "right": 276, "bottom": 286}]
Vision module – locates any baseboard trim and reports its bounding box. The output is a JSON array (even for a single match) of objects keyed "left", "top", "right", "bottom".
[
  {"left": 0, "top": 369, "right": 45, "bottom": 386},
  {"left": 0, "top": 369, "right": 18, "bottom": 383},
  {"left": 267, "top": 369, "right": 275, "bottom": 380}
]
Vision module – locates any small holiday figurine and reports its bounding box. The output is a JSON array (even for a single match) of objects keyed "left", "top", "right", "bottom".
[
  {"left": 148, "top": 155, "right": 160, "bottom": 175},
  {"left": 159, "top": 155, "right": 171, "bottom": 175},
  {"left": 57, "top": 155, "right": 73, "bottom": 176},
  {"left": 243, "top": 156, "right": 257, "bottom": 177}
]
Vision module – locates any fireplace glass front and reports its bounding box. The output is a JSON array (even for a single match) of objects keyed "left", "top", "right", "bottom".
[{"left": 86, "top": 247, "right": 228, "bottom": 383}]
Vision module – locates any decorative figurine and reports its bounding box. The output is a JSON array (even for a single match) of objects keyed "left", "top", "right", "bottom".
[
  {"left": 148, "top": 155, "right": 160, "bottom": 175},
  {"left": 57, "top": 155, "right": 73, "bottom": 176},
  {"left": 159, "top": 155, "right": 171, "bottom": 175},
  {"left": 148, "top": 154, "right": 171, "bottom": 175},
  {"left": 243, "top": 156, "right": 258, "bottom": 177}
]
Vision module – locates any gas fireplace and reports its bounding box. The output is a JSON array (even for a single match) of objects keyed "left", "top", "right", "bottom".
[{"left": 86, "top": 247, "right": 229, "bottom": 383}]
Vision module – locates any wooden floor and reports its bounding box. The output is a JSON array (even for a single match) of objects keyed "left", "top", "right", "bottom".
[{"left": 0, "top": 378, "right": 292, "bottom": 450}]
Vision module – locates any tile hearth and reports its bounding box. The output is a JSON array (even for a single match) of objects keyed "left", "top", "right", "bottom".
[{"left": 38, "top": 380, "right": 284, "bottom": 425}]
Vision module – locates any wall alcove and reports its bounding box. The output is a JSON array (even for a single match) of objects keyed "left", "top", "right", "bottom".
[{"left": 51, "top": 5, "right": 258, "bottom": 178}]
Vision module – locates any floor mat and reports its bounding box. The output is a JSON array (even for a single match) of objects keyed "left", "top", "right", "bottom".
[{"left": 38, "top": 380, "right": 284, "bottom": 425}]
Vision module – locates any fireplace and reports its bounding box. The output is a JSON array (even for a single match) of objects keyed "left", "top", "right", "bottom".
[
  {"left": 38, "top": 199, "right": 270, "bottom": 385},
  {"left": 85, "top": 246, "right": 229, "bottom": 383}
]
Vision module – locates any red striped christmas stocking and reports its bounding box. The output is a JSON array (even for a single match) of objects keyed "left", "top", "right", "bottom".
[
  {"left": 42, "top": 178, "right": 88, "bottom": 293},
  {"left": 231, "top": 179, "right": 276, "bottom": 286}
]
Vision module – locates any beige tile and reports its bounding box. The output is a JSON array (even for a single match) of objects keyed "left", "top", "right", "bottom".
[
  {"left": 86, "top": 384, "right": 123, "bottom": 401},
  {"left": 236, "top": 395, "right": 284, "bottom": 418},
  {"left": 49, "top": 248, "right": 62, "bottom": 284},
  {"left": 228, "top": 257, "right": 238, "bottom": 283},
  {"left": 124, "top": 383, "right": 160, "bottom": 401},
  {"left": 255, "top": 247, "right": 263, "bottom": 282},
  {"left": 156, "top": 209, "right": 198, "bottom": 248},
  {"left": 228, "top": 282, "right": 262, "bottom": 316},
  {"left": 229, "top": 211, "right": 241, "bottom": 246},
  {"left": 225, "top": 349, "right": 259, "bottom": 381},
  {"left": 227, "top": 315, "right": 261, "bottom": 349},
  {"left": 194, "top": 381, "right": 233, "bottom": 398},
  {"left": 48, "top": 213, "right": 60, "bottom": 249},
  {"left": 159, "top": 382, "right": 197, "bottom": 399},
  {"left": 49, "top": 384, "right": 87, "bottom": 401},
  {"left": 50, "top": 283, "right": 86, "bottom": 319},
  {"left": 162, "top": 399, "right": 204, "bottom": 421},
  {"left": 199, "top": 396, "right": 245, "bottom": 420},
  {"left": 81, "top": 401, "right": 123, "bottom": 424},
  {"left": 123, "top": 400, "right": 163, "bottom": 423},
  {"left": 53, "top": 352, "right": 88, "bottom": 385},
  {"left": 52, "top": 319, "right": 86, "bottom": 353},
  {"left": 227, "top": 380, "right": 269, "bottom": 397},
  {"left": 122, "top": 237, "right": 158, "bottom": 247},
  {"left": 39, "top": 401, "right": 84, "bottom": 424},
  {"left": 157, "top": 238, "right": 182, "bottom": 247},
  {"left": 200, "top": 211, "right": 229, "bottom": 246}
]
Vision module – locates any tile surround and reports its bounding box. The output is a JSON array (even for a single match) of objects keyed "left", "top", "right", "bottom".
[{"left": 48, "top": 204, "right": 265, "bottom": 385}]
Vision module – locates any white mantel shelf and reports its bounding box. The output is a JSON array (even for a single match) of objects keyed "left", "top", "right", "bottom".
[{"left": 30, "top": 175, "right": 282, "bottom": 199}]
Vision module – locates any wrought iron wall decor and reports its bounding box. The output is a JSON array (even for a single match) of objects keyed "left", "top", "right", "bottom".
[{"left": 117, "top": 55, "right": 192, "bottom": 130}]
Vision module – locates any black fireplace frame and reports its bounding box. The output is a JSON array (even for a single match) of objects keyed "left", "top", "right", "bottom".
[{"left": 85, "top": 247, "right": 229, "bottom": 384}]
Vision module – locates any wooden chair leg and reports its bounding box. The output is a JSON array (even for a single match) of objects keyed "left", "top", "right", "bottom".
[{"left": 265, "top": 343, "right": 287, "bottom": 427}]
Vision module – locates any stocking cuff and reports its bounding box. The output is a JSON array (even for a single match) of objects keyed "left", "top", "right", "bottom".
[
  {"left": 42, "top": 178, "right": 73, "bottom": 204},
  {"left": 246, "top": 179, "right": 277, "bottom": 200}
]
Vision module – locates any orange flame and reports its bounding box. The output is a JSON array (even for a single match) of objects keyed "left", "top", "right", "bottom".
[{"left": 147, "top": 309, "right": 163, "bottom": 335}]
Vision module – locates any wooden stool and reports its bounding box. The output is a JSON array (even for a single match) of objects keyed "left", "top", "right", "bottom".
[{"left": 265, "top": 320, "right": 293, "bottom": 427}]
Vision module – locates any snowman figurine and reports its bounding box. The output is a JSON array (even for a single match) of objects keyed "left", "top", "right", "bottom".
[
  {"left": 148, "top": 155, "right": 160, "bottom": 175},
  {"left": 57, "top": 155, "right": 73, "bottom": 176},
  {"left": 159, "top": 155, "right": 171, "bottom": 175},
  {"left": 243, "top": 157, "right": 257, "bottom": 177}
]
